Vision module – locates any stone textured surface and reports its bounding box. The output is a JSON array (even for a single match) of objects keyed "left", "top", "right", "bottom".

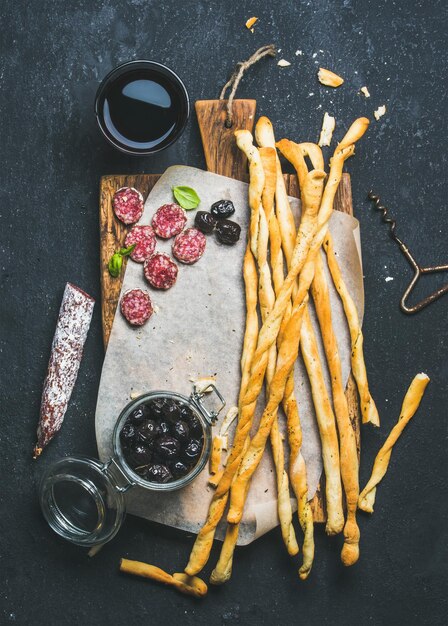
[{"left": 0, "top": 1, "right": 447, "bottom": 624}]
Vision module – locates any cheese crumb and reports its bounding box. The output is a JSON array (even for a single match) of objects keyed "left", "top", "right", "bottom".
[
  {"left": 385, "top": 276, "right": 394, "bottom": 282},
  {"left": 360, "top": 86, "right": 371, "bottom": 98},
  {"left": 295, "top": 49, "right": 303, "bottom": 56},
  {"left": 374, "top": 105, "right": 387, "bottom": 120},
  {"left": 245, "top": 16, "right": 258, "bottom": 30},
  {"left": 277, "top": 59, "right": 291, "bottom": 67},
  {"left": 318, "top": 112, "right": 336, "bottom": 147},
  {"left": 318, "top": 67, "right": 344, "bottom": 87}
]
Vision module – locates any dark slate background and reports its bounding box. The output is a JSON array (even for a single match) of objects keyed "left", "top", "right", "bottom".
[{"left": 1, "top": 1, "right": 447, "bottom": 624}]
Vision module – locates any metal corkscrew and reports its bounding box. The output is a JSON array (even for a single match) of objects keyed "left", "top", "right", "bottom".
[{"left": 368, "top": 191, "right": 448, "bottom": 314}]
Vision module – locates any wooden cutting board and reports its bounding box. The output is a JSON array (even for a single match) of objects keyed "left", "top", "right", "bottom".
[{"left": 98, "top": 100, "right": 361, "bottom": 522}]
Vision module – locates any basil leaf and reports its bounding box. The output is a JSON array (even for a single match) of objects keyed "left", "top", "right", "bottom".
[
  {"left": 173, "top": 186, "right": 200, "bottom": 210},
  {"left": 108, "top": 253, "right": 123, "bottom": 278},
  {"left": 119, "top": 243, "right": 136, "bottom": 257}
]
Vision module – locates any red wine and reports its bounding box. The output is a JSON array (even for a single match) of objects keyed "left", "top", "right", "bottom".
[{"left": 95, "top": 61, "right": 189, "bottom": 155}]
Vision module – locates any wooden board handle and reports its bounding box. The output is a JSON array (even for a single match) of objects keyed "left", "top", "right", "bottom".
[{"left": 195, "top": 99, "right": 256, "bottom": 181}]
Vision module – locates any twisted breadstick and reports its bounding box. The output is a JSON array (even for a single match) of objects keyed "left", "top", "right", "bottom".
[
  {"left": 323, "top": 233, "right": 380, "bottom": 426},
  {"left": 358, "top": 373, "right": 429, "bottom": 512},
  {"left": 210, "top": 143, "right": 297, "bottom": 586},
  {"left": 227, "top": 119, "right": 369, "bottom": 526},
  {"left": 311, "top": 253, "right": 360, "bottom": 563},
  {"left": 256, "top": 115, "right": 315, "bottom": 579},
  {"left": 184, "top": 134, "right": 266, "bottom": 577}
]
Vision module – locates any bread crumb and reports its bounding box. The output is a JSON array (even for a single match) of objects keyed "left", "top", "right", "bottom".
[
  {"left": 295, "top": 49, "right": 303, "bottom": 56},
  {"left": 360, "top": 86, "right": 370, "bottom": 98},
  {"left": 245, "top": 16, "right": 258, "bottom": 30},
  {"left": 374, "top": 105, "right": 386, "bottom": 120},
  {"left": 318, "top": 67, "right": 344, "bottom": 87},
  {"left": 318, "top": 112, "right": 336, "bottom": 147},
  {"left": 277, "top": 59, "right": 291, "bottom": 67},
  {"left": 385, "top": 276, "right": 394, "bottom": 282}
]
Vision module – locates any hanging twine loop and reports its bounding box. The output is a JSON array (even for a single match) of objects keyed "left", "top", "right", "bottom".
[{"left": 219, "top": 44, "right": 277, "bottom": 128}]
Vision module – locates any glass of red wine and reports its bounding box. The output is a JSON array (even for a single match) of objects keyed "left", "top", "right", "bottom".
[{"left": 95, "top": 60, "right": 190, "bottom": 155}]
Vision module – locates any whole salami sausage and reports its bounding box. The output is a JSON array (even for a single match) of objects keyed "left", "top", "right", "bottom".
[
  {"left": 151, "top": 203, "right": 187, "bottom": 239},
  {"left": 113, "top": 187, "right": 144, "bottom": 225},
  {"left": 120, "top": 288, "right": 154, "bottom": 326},
  {"left": 172, "top": 228, "right": 206, "bottom": 264},
  {"left": 144, "top": 252, "right": 178, "bottom": 289},
  {"left": 124, "top": 225, "right": 156, "bottom": 263},
  {"left": 33, "top": 283, "right": 95, "bottom": 458}
]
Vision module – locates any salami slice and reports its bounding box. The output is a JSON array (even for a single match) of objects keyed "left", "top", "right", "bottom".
[
  {"left": 144, "top": 252, "right": 178, "bottom": 290},
  {"left": 120, "top": 288, "right": 154, "bottom": 326},
  {"left": 172, "top": 228, "right": 206, "bottom": 264},
  {"left": 124, "top": 225, "right": 156, "bottom": 263},
  {"left": 151, "top": 203, "right": 187, "bottom": 239},
  {"left": 113, "top": 187, "right": 144, "bottom": 225},
  {"left": 34, "top": 283, "right": 95, "bottom": 458}
]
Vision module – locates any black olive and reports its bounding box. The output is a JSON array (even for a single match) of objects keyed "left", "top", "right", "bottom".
[
  {"left": 146, "top": 398, "right": 165, "bottom": 417},
  {"left": 129, "top": 406, "right": 146, "bottom": 425},
  {"left": 179, "top": 404, "right": 193, "bottom": 421},
  {"left": 211, "top": 199, "right": 235, "bottom": 219},
  {"left": 183, "top": 439, "right": 203, "bottom": 462},
  {"left": 194, "top": 211, "right": 217, "bottom": 234},
  {"left": 119, "top": 422, "right": 136, "bottom": 448},
  {"left": 171, "top": 460, "right": 189, "bottom": 478},
  {"left": 145, "top": 464, "right": 172, "bottom": 483},
  {"left": 162, "top": 399, "right": 181, "bottom": 421},
  {"left": 129, "top": 443, "right": 153, "bottom": 467},
  {"left": 188, "top": 413, "right": 204, "bottom": 438},
  {"left": 215, "top": 219, "right": 241, "bottom": 245},
  {"left": 137, "top": 419, "right": 160, "bottom": 443},
  {"left": 156, "top": 435, "right": 181, "bottom": 459},
  {"left": 159, "top": 421, "right": 170, "bottom": 435},
  {"left": 170, "top": 419, "right": 190, "bottom": 442}
]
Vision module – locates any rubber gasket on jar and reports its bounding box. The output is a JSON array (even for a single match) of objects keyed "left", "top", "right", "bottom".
[
  {"left": 113, "top": 187, "right": 144, "bottom": 225},
  {"left": 124, "top": 225, "right": 156, "bottom": 263},
  {"left": 144, "top": 252, "right": 179, "bottom": 290},
  {"left": 120, "top": 288, "right": 154, "bottom": 326},
  {"left": 172, "top": 228, "right": 206, "bottom": 264},
  {"left": 151, "top": 203, "right": 187, "bottom": 239}
]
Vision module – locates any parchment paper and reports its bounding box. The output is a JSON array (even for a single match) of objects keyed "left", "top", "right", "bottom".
[{"left": 95, "top": 166, "right": 364, "bottom": 545}]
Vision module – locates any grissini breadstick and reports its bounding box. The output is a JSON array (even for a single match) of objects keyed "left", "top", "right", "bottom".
[
  {"left": 311, "top": 252, "right": 360, "bottom": 564},
  {"left": 278, "top": 137, "right": 344, "bottom": 535},
  {"left": 256, "top": 116, "right": 316, "bottom": 579},
  {"left": 300, "top": 308, "right": 344, "bottom": 535},
  {"left": 323, "top": 233, "right": 380, "bottom": 426},
  {"left": 211, "top": 142, "right": 298, "bottom": 584},
  {"left": 228, "top": 119, "right": 369, "bottom": 526},
  {"left": 185, "top": 132, "right": 274, "bottom": 577},
  {"left": 358, "top": 373, "right": 430, "bottom": 513},
  {"left": 240, "top": 245, "right": 259, "bottom": 405}
]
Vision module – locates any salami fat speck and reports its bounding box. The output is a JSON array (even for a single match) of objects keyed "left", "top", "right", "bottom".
[
  {"left": 172, "top": 228, "right": 206, "bottom": 264},
  {"left": 124, "top": 225, "right": 156, "bottom": 263},
  {"left": 120, "top": 288, "right": 154, "bottom": 326},
  {"left": 151, "top": 203, "right": 187, "bottom": 239},
  {"left": 113, "top": 187, "right": 144, "bottom": 225},
  {"left": 144, "top": 252, "right": 178, "bottom": 290},
  {"left": 34, "top": 283, "right": 95, "bottom": 458}
]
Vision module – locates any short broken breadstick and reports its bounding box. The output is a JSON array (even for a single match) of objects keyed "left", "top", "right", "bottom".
[
  {"left": 300, "top": 307, "right": 344, "bottom": 535},
  {"left": 323, "top": 233, "right": 380, "bottom": 426},
  {"left": 358, "top": 373, "right": 430, "bottom": 513},
  {"left": 208, "top": 469, "right": 224, "bottom": 488},
  {"left": 311, "top": 251, "right": 360, "bottom": 565},
  {"left": 209, "top": 436, "right": 223, "bottom": 475},
  {"left": 120, "top": 559, "right": 207, "bottom": 598}
]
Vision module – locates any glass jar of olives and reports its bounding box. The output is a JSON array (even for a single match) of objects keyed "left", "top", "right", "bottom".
[{"left": 39, "top": 385, "right": 225, "bottom": 547}]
